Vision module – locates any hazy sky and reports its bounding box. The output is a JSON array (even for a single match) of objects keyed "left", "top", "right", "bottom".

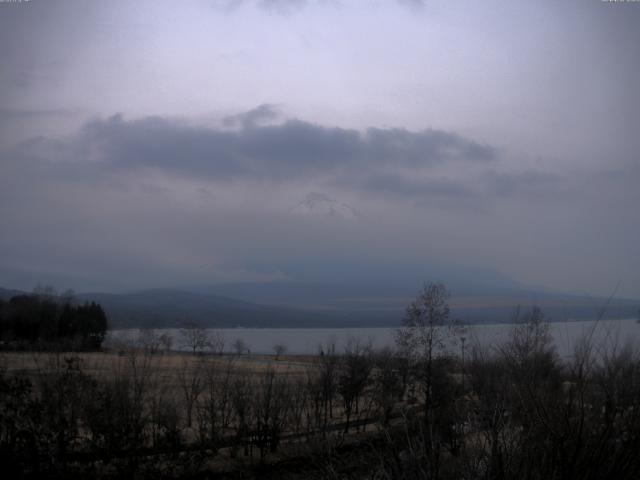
[{"left": 0, "top": 0, "right": 638, "bottom": 297}]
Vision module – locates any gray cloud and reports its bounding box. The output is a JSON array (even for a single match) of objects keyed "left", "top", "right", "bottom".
[
  {"left": 333, "top": 172, "right": 478, "bottom": 207},
  {"left": 396, "top": 0, "right": 425, "bottom": 10},
  {"left": 209, "top": 1, "right": 428, "bottom": 16},
  {"left": 0, "top": 108, "right": 76, "bottom": 120},
  {"left": 4, "top": 112, "right": 591, "bottom": 212},
  {"left": 222, "top": 103, "right": 281, "bottom": 128},
  {"left": 7, "top": 111, "right": 615, "bottom": 216},
  {"left": 483, "top": 171, "right": 562, "bottom": 198},
  {"left": 259, "top": 0, "right": 308, "bottom": 15},
  {"left": 208, "top": 0, "right": 248, "bottom": 13},
  {"left": 16, "top": 114, "right": 498, "bottom": 190}
]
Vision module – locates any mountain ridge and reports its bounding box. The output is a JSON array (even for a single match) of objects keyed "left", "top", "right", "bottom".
[{"left": 2, "top": 285, "right": 638, "bottom": 329}]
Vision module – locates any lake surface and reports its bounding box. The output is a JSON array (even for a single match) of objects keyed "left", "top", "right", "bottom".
[{"left": 108, "top": 318, "right": 640, "bottom": 358}]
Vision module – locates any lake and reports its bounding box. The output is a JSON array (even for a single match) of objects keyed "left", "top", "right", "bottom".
[{"left": 108, "top": 318, "right": 640, "bottom": 358}]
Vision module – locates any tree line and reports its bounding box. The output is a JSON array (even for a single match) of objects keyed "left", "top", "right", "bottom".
[{"left": 0, "top": 286, "right": 108, "bottom": 350}]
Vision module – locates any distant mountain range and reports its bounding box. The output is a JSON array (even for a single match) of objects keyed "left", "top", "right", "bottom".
[{"left": 1, "top": 285, "right": 638, "bottom": 329}]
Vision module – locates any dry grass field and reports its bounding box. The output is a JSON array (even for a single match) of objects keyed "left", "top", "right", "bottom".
[
  {"left": 0, "top": 350, "right": 316, "bottom": 379},
  {"left": 1, "top": 345, "right": 399, "bottom": 478}
]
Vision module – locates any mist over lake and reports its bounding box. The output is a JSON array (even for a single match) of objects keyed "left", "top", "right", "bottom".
[{"left": 108, "top": 318, "right": 640, "bottom": 358}]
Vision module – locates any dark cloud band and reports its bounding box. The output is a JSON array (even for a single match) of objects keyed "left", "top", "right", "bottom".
[{"left": 55, "top": 113, "right": 498, "bottom": 183}]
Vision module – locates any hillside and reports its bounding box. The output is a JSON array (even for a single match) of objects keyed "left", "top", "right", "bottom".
[{"left": 2, "top": 286, "right": 638, "bottom": 329}]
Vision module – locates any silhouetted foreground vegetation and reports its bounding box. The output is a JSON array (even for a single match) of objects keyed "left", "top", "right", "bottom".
[
  {"left": 0, "top": 288, "right": 108, "bottom": 351},
  {"left": 1, "top": 283, "right": 639, "bottom": 479}
]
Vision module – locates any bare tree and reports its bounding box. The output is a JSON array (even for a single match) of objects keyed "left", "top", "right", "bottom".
[
  {"left": 394, "top": 282, "right": 458, "bottom": 479},
  {"left": 197, "top": 356, "right": 236, "bottom": 450},
  {"left": 232, "top": 338, "right": 248, "bottom": 356},
  {"left": 252, "top": 368, "right": 292, "bottom": 458},
  {"left": 136, "top": 329, "right": 162, "bottom": 354},
  {"left": 32, "top": 284, "right": 57, "bottom": 300},
  {"left": 501, "top": 305, "right": 555, "bottom": 368},
  {"left": 318, "top": 341, "right": 338, "bottom": 427},
  {"left": 158, "top": 332, "right": 173, "bottom": 353},
  {"left": 230, "top": 374, "right": 253, "bottom": 457},
  {"left": 371, "top": 347, "right": 402, "bottom": 425},
  {"left": 177, "top": 357, "right": 205, "bottom": 428},
  {"left": 209, "top": 330, "right": 225, "bottom": 355},
  {"left": 395, "top": 282, "right": 457, "bottom": 405},
  {"left": 273, "top": 343, "right": 287, "bottom": 360},
  {"left": 337, "top": 338, "right": 372, "bottom": 433},
  {"left": 180, "top": 322, "right": 210, "bottom": 354}
]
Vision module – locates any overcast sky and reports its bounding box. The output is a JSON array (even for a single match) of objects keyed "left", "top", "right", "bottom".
[{"left": 0, "top": 0, "right": 638, "bottom": 297}]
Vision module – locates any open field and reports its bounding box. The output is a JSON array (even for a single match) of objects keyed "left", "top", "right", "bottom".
[
  {"left": 0, "top": 351, "right": 316, "bottom": 379},
  {"left": 1, "top": 345, "right": 410, "bottom": 478}
]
